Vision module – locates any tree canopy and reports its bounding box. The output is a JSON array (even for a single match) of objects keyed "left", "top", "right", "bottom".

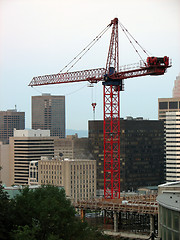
[
  {"left": 0, "top": 185, "right": 111, "bottom": 240},
  {"left": 0, "top": 185, "right": 13, "bottom": 239}
]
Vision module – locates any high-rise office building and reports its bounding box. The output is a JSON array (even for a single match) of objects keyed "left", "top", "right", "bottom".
[
  {"left": 89, "top": 118, "right": 165, "bottom": 192},
  {"left": 0, "top": 109, "right": 25, "bottom": 144},
  {"left": 38, "top": 157, "right": 96, "bottom": 202},
  {"left": 158, "top": 74, "right": 180, "bottom": 183},
  {"left": 32, "top": 94, "right": 65, "bottom": 138},
  {"left": 9, "top": 129, "right": 55, "bottom": 186},
  {"left": 165, "top": 112, "right": 180, "bottom": 182},
  {"left": 172, "top": 73, "right": 180, "bottom": 98}
]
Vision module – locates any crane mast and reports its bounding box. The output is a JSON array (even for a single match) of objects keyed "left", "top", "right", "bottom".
[
  {"left": 29, "top": 18, "right": 171, "bottom": 199},
  {"left": 103, "top": 17, "right": 121, "bottom": 199}
]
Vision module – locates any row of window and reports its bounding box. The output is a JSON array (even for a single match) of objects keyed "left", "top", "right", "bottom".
[
  {"left": 159, "top": 101, "right": 180, "bottom": 110},
  {"left": 41, "top": 170, "right": 62, "bottom": 175},
  {"left": 40, "top": 165, "right": 62, "bottom": 170}
]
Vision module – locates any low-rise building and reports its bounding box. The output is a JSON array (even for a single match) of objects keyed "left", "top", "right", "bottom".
[
  {"left": 28, "top": 161, "right": 38, "bottom": 185},
  {"left": 157, "top": 182, "right": 180, "bottom": 240},
  {"left": 54, "top": 134, "right": 91, "bottom": 160},
  {"left": 38, "top": 156, "right": 96, "bottom": 202}
]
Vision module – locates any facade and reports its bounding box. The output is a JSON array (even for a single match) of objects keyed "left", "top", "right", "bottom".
[
  {"left": 89, "top": 118, "right": 165, "bottom": 192},
  {"left": 88, "top": 120, "right": 104, "bottom": 190},
  {"left": 165, "top": 112, "right": 180, "bottom": 182},
  {"left": 28, "top": 161, "right": 38, "bottom": 185},
  {"left": 9, "top": 129, "right": 55, "bottom": 186},
  {"left": 0, "top": 109, "right": 25, "bottom": 144},
  {"left": 32, "top": 94, "right": 65, "bottom": 138},
  {"left": 157, "top": 182, "right": 180, "bottom": 240},
  {"left": 38, "top": 157, "right": 96, "bottom": 202},
  {"left": 54, "top": 134, "right": 91, "bottom": 160},
  {"left": 158, "top": 97, "right": 180, "bottom": 121},
  {"left": 173, "top": 73, "right": 180, "bottom": 98},
  {"left": 0, "top": 142, "right": 9, "bottom": 186}
]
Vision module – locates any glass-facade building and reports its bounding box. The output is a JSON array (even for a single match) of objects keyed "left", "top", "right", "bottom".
[{"left": 89, "top": 118, "right": 165, "bottom": 191}]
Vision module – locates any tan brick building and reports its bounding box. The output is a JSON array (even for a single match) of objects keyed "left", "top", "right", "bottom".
[
  {"left": 54, "top": 134, "right": 91, "bottom": 160},
  {"left": 38, "top": 157, "right": 96, "bottom": 202},
  {"left": 0, "top": 142, "right": 9, "bottom": 186},
  {"left": 158, "top": 97, "right": 180, "bottom": 120}
]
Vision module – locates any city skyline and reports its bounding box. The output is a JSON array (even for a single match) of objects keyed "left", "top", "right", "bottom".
[{"left": 0, "top": 0, "right": 180, "bottom": 132}]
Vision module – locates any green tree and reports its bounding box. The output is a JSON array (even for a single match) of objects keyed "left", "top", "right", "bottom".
[
  {"left": 0, "top": 185, "right": 13, "bottom": 240},
  {"left": 12, "top": 185, "right": 109, "bottom": 240},
  {"left": 10, "top": 185, "right": 112, "bottom": 240},
  {"left": 12, "top": 185, "right": 80, "bottom": 239}
]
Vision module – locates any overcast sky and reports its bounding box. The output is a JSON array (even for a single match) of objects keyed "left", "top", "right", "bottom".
[{"left": 0, "top": 0, "right": 180, "bottom": 133}]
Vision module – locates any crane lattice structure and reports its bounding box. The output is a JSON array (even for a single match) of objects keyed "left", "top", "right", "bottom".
[{"left": 29, "top": 18, "right": 171, "bottom": 199}]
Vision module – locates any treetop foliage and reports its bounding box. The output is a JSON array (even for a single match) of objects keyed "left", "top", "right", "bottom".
[{"left": 0, "top": 185, "right": 112, "bottom": 240}]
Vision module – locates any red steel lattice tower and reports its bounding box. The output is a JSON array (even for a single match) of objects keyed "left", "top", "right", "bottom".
[{"left": 103, "top": 18, "right": 121, "bottom": 199}]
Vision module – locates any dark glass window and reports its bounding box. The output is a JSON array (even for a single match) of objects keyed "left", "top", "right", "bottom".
[
  {"left": 159, "top": 102, "right": 168, "bottom": 109},
  {"left": 169, "top": 101, "right": 178, "bottom": 109}
]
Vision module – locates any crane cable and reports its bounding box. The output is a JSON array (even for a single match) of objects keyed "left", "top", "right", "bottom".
[
  {"left": 59, "top": 24, "right": 111, "bottom": 73},
  {"left": 118, "top": 21, "right": 152, "bottom": 65}
]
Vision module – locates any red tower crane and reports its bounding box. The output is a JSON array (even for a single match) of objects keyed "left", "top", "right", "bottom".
[{"left": 29, "top": 18, "right": 171, "bottom": 199}]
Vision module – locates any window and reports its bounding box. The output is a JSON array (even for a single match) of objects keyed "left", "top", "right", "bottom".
[
  {"left": 169, "top": 101, "right": 178, "bottom": 109},
  {"left": 159, "top": 102, "right": 168, "bottom": 109}
]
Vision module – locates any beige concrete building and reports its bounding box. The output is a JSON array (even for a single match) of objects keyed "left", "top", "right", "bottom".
[
  {"left": 158, "top": 97, "right": 180, "bottom": 121},
  {"left": 9, "top": 129, "right": 55, "bottom": 186},
  {"left": 28, "top": 161, "right": 38, "bottom": 185},
  {"left": 165, "top": 112, "right": 180, "bottom": 182},
  {"left": 54, "top": 134, "right": 91, "bottom": 160},
  {"left": 0, "top": 142, "right": 10, "bottom": 186},
  {"left": 38, "top": 157, "right": 96, "bottom": 202}
]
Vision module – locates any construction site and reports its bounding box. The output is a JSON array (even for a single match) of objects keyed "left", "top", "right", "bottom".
[{"left": 74, "top": 193, "right": 158, "bottom": 239}]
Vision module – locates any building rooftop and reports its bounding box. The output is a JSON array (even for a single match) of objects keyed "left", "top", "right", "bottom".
[
  {"left": 157, "top": 181, "right": 180, "bottom": 212},
  {"left": 14, "top": 129, "right": 50, "bottom": 137},
  {"left": 158, "top": 181, "right": 180, "bottom": 188}
]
